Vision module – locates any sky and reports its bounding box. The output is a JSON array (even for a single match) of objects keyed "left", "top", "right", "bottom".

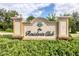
[{"left": 0, "top": 3, "right": 79, "bottom": 18}]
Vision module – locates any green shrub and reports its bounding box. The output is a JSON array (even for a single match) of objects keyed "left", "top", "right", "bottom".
[
  {"left": 0, "top": 37, "right": 79, "bottom": 56},
  {"left": 5, "top": 28, "right": 13, "bottom": 32}
]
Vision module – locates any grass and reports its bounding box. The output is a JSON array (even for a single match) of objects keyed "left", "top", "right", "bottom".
[{"left": 0, "top": 36, "right": 79, "bottom": 56}]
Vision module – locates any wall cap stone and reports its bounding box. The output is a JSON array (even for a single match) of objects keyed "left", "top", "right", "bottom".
[{"left": 57, "top": 16, "right": 71, "bottom": 19}]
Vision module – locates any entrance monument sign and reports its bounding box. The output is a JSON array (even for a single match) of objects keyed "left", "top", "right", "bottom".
[{"left": 12, "top": 16, "right": 69, "bottom": 40}]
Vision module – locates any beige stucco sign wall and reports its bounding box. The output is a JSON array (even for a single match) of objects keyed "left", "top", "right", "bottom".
[{"left": 12, "top": 16, "right": 69, "bottom": 40}]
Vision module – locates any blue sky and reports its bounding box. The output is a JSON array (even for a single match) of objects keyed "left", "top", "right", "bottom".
[
  {"left": 38, "top": 4, "right": 55, "bottom": 17},
  {"left": 0, "top": 3, "right": 79, "bottom": 18}
]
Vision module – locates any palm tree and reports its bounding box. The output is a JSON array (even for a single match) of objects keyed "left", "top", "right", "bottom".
[{"left": 47, "top": 13, "right": 55, "bottom": 21}]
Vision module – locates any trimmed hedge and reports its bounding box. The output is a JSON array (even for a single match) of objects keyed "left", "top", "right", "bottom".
[{"left": 5, "top": 28, "right": 13, "bottom": 32}]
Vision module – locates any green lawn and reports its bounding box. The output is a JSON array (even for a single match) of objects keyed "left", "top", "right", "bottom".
[{"left": 0, "top": 36, "right": 79, "bottom": 56}]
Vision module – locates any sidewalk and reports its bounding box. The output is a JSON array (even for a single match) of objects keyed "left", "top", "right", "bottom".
[
  {"left": 0, "top": 32, "right": 13, "bottom": 35},
  {"left": 70, "top": 31, "right": 79, "bottom": 37}
]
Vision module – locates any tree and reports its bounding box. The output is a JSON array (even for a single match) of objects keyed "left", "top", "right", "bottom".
[
  {"left": 63, "top": 13, "right": 71, "bottom": 16},
  {"left": 0, "top": 8, "right": 18, "bottom": 31},
  {"left": 68, "top": 17, "right": 74, "bottom": 29},
  {"left": 72, "top": 11, "right": 79, "bottom": 32},
  {"left": 4, "top": 10, "right": 18, "bottom": 29},
  {"left": 72, "top": 11, "right": 79, "bottom": 21},
  {"left": 76, "top": 21, "right": 79, "bottom": 31},
  {"left": 26, "top": 16, "right": 35, "bottom": 22},
  {"left": 47, "top": 13, "right": 55, "bottom": 21},
  {"left": 68, "top": 17, "right": 76, "bottom": 33}
]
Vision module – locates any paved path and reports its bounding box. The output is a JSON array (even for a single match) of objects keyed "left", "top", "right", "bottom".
[
  {"left": 71, "top": 34, "right": 79, "bottom": 37},
  {"left": 70, "top": 31, "right": 79, "bottom": 37},
  {"left": 0, "top": 32, "right": 13, "bottom": 35}
]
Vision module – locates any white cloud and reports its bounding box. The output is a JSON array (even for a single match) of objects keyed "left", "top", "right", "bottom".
[
  {"left": 32, "top": 11, "right": 43, "bottom": 17},
  {"left": 0, "top": 3, "right": 50, "bottom": 18},
  {"left": 1, "top": 3, "right": 79, "bottom": 18},
  {"left": 55, "top": 3, "right": 79, "bottom": 16}
]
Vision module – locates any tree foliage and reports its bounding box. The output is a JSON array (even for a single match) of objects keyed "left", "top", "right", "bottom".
[
  {"left": 68, "top": 17, "right": 74, "bottom": 28},
  {"left": 0, "top": 8, "right": 18, "bottom": 31},
  {"left": 47, "top": 13, "right": 55, "bottom": 21},
  {"left": 72, "top": 11, "right": 79, "bottom": 21},
  {"left": 68, "top": 17, "right": 76, "bottom": 33},
  {"left": 71, "top": 11, "right": 79, "bottom": 32},
  {"left": 26, "top": 15, "right": 35, "bottom": 22},
  {"left": 76, "top": 21, "right": 79, "bottom": 31}
]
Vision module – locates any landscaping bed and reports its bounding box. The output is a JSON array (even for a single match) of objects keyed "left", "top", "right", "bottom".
[{"left": 0, "top": 35, "right": 79, "bottom": 56}]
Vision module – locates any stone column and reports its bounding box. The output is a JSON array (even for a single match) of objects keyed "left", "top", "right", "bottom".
[
  {"left": 12, "top": 15, "right": 23, "bottom": 36},
  {"left": 57, "top": 16, "right": 69, "bottom": 38}
]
